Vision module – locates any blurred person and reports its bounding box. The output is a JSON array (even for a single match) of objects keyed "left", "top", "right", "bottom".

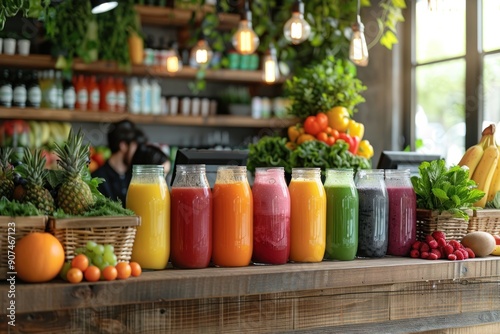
[
  {"left": 130, "top": 143, "right": 171, "bottom": 176},
  {"left": 92, "top": 120, "right": 147, "bottom": 205}
]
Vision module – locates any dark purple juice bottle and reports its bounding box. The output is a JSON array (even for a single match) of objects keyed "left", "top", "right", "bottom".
[{"left": 385, "top": 170, "right": 417, "bottom": 256}]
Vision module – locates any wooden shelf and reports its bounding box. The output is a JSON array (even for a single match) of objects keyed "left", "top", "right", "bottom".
[
  {"left": 0, "top": 54, "right": 284, "bottom": 84},
  {"left": 0, "top": 107, "right": 297, "bottom": 129},
  {"left": 135, "top": 4, "right": 239, "bottom": 31}
]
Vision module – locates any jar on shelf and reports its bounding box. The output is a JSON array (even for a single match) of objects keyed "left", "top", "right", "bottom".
[
  {"left": 126, "top": 165, "right": 170, "bottom": 270},
  {"left": 324, "top": 168, "right": 359, "bottom": 261},
  {"left": 385, "top": 169, "right": 417, "bottom": 257},
  {"left": 212, "top": 165, "right": 253, "bottom": 267},
  {"left": 170, "top": 164, "right": 212, "bottom": 269},
  {"left": 355, "top": 169, "right": 389, "bottom": 258},
  {"left": 252, "top": 167, "right": 290, "bottom": 265},
  {"left": 288, "top": 167, "right": 326, "bottom": 263}
]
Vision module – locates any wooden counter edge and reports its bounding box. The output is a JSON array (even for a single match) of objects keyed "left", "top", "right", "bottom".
[{"left": 2, "top": 256, "right": 499, "bottom": 314}]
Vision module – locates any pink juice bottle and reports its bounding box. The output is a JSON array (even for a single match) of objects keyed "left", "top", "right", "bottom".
[
  {"left": 385, "top": 169, "right": 416, "bottom": 256},
  {"left": 252, "top": 167, "right": 291, "bottom": 265}
]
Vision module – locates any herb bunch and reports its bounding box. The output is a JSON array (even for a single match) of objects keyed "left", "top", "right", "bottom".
[{"left": 410, "top": 159, "right": 485, "bottom": 219}]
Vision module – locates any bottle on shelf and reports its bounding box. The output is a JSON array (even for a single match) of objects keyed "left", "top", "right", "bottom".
[
  {"left": 45, "top": 70, "right": 57, "bottom": 109},
  {"left": 87, "top": 75, "right": 100, "bottom": 111},
  {"left": 74, "top": 74, "right": 88, "bottom": 111},
  {"left": 141, "top": 78, "right": 152, "bottom": 114},
  {"left": 100, "top": 76, "right": 117, "bottom": 112},
  {"left": 127, "top": 77, "right": 141, "bottom": 114},
  {"left": 63, "top": 73, "right": 76, "bottom": 110},
  {"left": 150, "top": 79, "right": 161, "bottom": 115},
  {"left": 115, "top": 77, "right": 127, "bottom": 113},
  {"left": 26, "top": 71, "right": 42, "bottom": 109},
  {"left": 55, "top": 71, "right": 64, "bottom": 109},
  {"left": 12, "top": 69, "right": 27, "bottom": 108},
  {"left": 0, "top": 69, "right": 13, "bottom": 108}
]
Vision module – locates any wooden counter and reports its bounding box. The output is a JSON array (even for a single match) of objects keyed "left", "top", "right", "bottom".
[{"left": 1, "top": 257, "right": 500, "bottom": 333}]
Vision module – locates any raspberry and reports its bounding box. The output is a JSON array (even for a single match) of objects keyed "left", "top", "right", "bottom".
[
  {"left": 410, "top": 249, "right": 420, "bottom": 258},
  {"left": 437, "top": 238, "right": 447, "bottom": 247},
  {"left": 427, "top": 253, "right": 438, "bottom": 260},
  {"left": 425, "top": 235, "right": 435, "bottom": 244},
  {"left": 459, "top": 248, "right": 469, "bottom": 259},
  {"left": 421, "top": 251, "right": 429, "bottom": 259},
  {"left": 430, "top": 248, "right": 442, "bottom": 259},
  {"left": 449, "top": 240, "right": 461, "bottom": 250},
  {"left": 432, "top": 231, "right": 447, "bottom": 241},
  {"left": 428, "top": 240, "right": 439, "bottom": 249},
  {"left": 412, "top": 241, "right": 422, "bottom": 250},
  {"left": 444, "top": 244, "right": 454, "bottom": 256},
  {"left": 454, "top": 250, "right": 465, "bottom": 260},
  {"left": 465, "top": 247, "right": 475, "bottom": 258},
  {"left": 448, "top": 254, "right": 457, "bottom": 261},
  {"left": 420, "top": 243, "right": 430, "bottom": 252}
]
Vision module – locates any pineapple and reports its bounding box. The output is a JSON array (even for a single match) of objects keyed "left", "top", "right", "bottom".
[
  {"left": 18, "top": 148, "right": 55, "bottom": 214},
  {"left": 0, "top": 147, "right": 15, "bottom": 200},
  {"left": 53, "top": 129, "right": 95, "bottom": 215}
]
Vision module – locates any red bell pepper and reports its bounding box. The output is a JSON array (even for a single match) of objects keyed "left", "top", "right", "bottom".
[
  {"left": 303, "top": 112, "right": 329, "bottom": 136},
  {"left": 338, "top": 132, "right": 360, "bottom": 154}
]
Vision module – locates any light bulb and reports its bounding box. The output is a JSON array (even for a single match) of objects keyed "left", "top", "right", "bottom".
[
  {"left": 349, "top": 17, "right": 369, "bottom": 66},
  {"left": 262, "top": 47, "right": 280, "bottom": 83},
  {"left": 232, "top": 19, "right": 260, "bottom": 54},
  {"left": 190, "top": 39, "right": 213, "bottom": 66},
  {"left": 283, "top": 1, "right": 311, "bottom": 45},
  {"left": 166, "top": 49, "right": 182, "bottom": 73}
]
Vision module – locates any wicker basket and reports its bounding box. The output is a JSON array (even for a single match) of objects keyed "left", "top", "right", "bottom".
[
  {"left": 416, "top": 209, "right": 470, "bottom": 241},
  {"left": 0, "top": 216, "right": 48, "bottom": 279},
  {"left": 48, "top": 216, "right": 141, "bottom": 262},
  {"left": 467, "top": 209, "right": 500, "bottom": 235}
]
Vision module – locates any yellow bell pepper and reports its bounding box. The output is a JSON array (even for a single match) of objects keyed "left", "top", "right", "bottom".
[
  {"left": 326, "top": 106, "right": 350, "bottom": 132},
  {"left": 348, "top": 119, "right": 365, "bottom": 140},
  {"left": 358, "top": 139, "right": 374, "bottom": 159},
  {"left": 287, "top": 124, "right": 304, "bottom": 143}
]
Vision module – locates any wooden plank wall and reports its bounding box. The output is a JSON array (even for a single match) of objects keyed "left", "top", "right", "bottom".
[{"left": 3, "top": 277, "right": 499, "bottom": 333}]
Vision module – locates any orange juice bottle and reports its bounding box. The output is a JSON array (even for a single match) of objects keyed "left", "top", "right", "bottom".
[
  {"left": 289, "top": 168, "right": 326, "bottom": 262},
  {"left": 126, "top": 165, "right": 170, "bottom": 269},
  {"left": 212, "top": 166, "right": 253, "bottom": 267}
]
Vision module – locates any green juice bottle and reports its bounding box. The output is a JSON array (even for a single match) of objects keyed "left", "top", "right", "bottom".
[{"left": 324, "top": 168, "right": 359, "bottom": 261}]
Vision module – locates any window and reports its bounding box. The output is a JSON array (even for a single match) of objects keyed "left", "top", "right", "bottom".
[{"left": 410, "top": 0, "right": 500, "bottom": 164}]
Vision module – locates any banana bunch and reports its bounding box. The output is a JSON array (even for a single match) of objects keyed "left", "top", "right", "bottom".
[{"left": 458, "top": 124, "right": 499, "bottom": 208}]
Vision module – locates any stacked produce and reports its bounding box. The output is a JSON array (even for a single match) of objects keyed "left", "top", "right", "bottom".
[
  {"left": 247, "top": 56, "right": 373, "bottom": 173},
  {"left": 458, "top": 123, "right": 500, "bottom": 208}
]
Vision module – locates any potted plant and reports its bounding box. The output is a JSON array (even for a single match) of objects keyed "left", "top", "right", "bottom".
[{"left": 220, "top": 86, "right": 251, "bottom": 116}]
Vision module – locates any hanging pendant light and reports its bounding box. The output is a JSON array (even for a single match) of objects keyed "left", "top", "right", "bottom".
[
  {"left": 349, "top": 0, "right": 369, "bottom": 66},
  {"left": 232, "top": 0, "right": 259, "bottom": 54},
  {"left": 283, "top": 0, "right": 311, "bottom": 45},
  {"left": 91, "top": 0, "right": 118, "bottom": 14},
  {"left": 190, "top": 38, "right": 213, "bottom": 67},
  {"left": 166, "top": 43, "right": 182, "bottom": 73},
  {"left": 262, "top": 44, "right": 280, "bottom": 84}
]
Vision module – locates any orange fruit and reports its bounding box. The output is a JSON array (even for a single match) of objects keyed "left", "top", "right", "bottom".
[
  {"left": 115, "top": 262, "right": 132, "bottom": 279},
  {"left": 71, "top": 254, "right": 89, "bottom": 272},
  {"left": 67, "top": 268, "right": 83, "bottom": 284},
  {"left": 129, "top": 262, "right": 142, "bottom": 277},
  {"left": 14, "top": 232, "right": 65, "bottom": 283},
  {"left": 84, "top": 265, "right": 101, "bottom": 282},
  {"left": 102, "top": 266, "right": 118, "bottom": 281}
]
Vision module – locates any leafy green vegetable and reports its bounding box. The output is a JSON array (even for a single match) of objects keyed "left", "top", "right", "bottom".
[
  {"left": 410, "top": 159, "right": 485, "bottom": 219},
  {"left": 246, "top": 136, "right": 371, "bottom": 175},
  {"left": 284, "top": 56, "right": 367, "bottom": 119},
  {"left": 0, "top": 197, "right": 43, "bottom": 217},
  {"left": 52, "top": 196, "right": 134, "bottom": 218}
]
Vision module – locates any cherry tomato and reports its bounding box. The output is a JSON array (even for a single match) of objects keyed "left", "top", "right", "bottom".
[
  {"left": 316, "top": 132, "right": 328, "bottom": 142},
  {"left": 71, "top": 254, "right": 89, "bottom": 272},
  {"left": 130, "top": 262, "right": 142, "bottom": 277},
  {"left": 67, "top": 268, "right": 83, "bottom": 284},
  {"left": 115, "top": 262, "right": 132, "bottom": 280},
  {"left": 84, "top": 265, "right": 101, "bottom": 282},
  {"left": 102, "top": 266, "right": 118, "bottom": 281}
]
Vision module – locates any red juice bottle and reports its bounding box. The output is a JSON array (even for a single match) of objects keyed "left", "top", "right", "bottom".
[
  {"left": 252, "top": 167, "right": 291, "bottom": 265},
  {"left": 385, "top": 169, "right": 417, "bottom": 256},
  {"left": 170, "top": 164, "right": 212, "bottom": 269}
]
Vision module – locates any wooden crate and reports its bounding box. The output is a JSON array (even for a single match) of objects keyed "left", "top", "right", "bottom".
[
  {"left": 0, "top": 216, "right": 48, "bottom": 279},
  {"left": 467, "top": 209, "right": 500, "bottom": 235},
  {"left": 48, "top": 216, "right": 141, "bottom": 262}
]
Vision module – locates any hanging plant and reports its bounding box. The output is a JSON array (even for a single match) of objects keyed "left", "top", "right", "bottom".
[{"left": 0, "top": 0, "right": 49, "bottom": 31}]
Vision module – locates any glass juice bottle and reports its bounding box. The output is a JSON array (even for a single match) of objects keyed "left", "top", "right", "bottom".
[
  {"left": 324, "top": 168, "right": 359, "bottom": 261},
  {"left": 355, "top": 169, "right": 389, "bottom": 258},
  {"left": 289, "top": 168, "right": 326, "bottom": 262},
  {"left": 170, "top": 164, "right": 212, "bottom": 269},
  {"left": 126, "top": 165, "right": 170, "bottom": 269},
  {"left": 385, "top": 169, "right": 417, "bottom": 256},
  {"left": 252, "top": 167, "right": 290, "bottom": 265},
  {"left": 212, "top": 166, "right": 253, "bottom": 267}
]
